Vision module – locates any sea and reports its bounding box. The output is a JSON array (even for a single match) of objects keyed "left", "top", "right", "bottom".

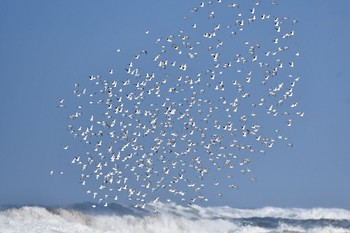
[{"left": 1, "top": 202, "right": 349, "bottom": 233}]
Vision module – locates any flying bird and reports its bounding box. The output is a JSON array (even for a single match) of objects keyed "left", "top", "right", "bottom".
[{"left": 58, "top": 0, "right": 302, "bottom": 208}]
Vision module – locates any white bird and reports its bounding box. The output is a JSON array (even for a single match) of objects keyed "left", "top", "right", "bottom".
[
  {"left": 58, "top": 0, "right": 302, "bottom": 208},
  {"left": 58, "top": 99, "right": 65, "bottom": 108}
]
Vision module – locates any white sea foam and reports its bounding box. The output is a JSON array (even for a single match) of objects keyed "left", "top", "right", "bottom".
[
  {"left": 0, "top": 203, "right": 349, "bottom": 233},
  {"left": 168, "top": 204, "right": 350, "bottom": 221}
]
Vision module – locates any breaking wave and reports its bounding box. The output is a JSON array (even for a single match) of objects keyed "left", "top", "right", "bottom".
[{"left": 1, "top": 203, "right": 349, "bottom": 233}]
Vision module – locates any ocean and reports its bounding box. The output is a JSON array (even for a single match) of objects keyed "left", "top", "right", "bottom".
[{"left": 0, "top": 202, "right": 349, "bottom": 233}]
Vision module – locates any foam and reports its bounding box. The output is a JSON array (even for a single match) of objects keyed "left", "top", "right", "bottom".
[
  {"left": 150, "top": 202, "right": 350, "bottom": 220},
  {"left": 1, "top": 203, "right": 349, "bottom": 233}
]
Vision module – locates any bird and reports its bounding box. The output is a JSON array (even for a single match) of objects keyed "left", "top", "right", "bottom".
[
  {"left": 58, "top": 0, "right": 302, "bottom": 208},
  {"left": 58, "top": 99, "right": 65, "bottom": 108}
]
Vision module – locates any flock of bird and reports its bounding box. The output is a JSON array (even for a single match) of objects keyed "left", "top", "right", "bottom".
[{"left": 57, "top": 0, "right": 302, "bottom": 208}]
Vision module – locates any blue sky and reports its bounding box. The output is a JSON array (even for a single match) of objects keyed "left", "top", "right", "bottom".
[{"left": 0, "top": 0, "right": 349, "bottom": 209}]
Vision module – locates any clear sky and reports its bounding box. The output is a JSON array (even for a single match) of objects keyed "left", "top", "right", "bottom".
[{"left": 0, "top": 0, "right": 349, "bottom": 209}]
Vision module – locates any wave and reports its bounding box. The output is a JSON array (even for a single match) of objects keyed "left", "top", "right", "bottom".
[{"left": 1, "top": 202, "right": 349, "bottom": 233}]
